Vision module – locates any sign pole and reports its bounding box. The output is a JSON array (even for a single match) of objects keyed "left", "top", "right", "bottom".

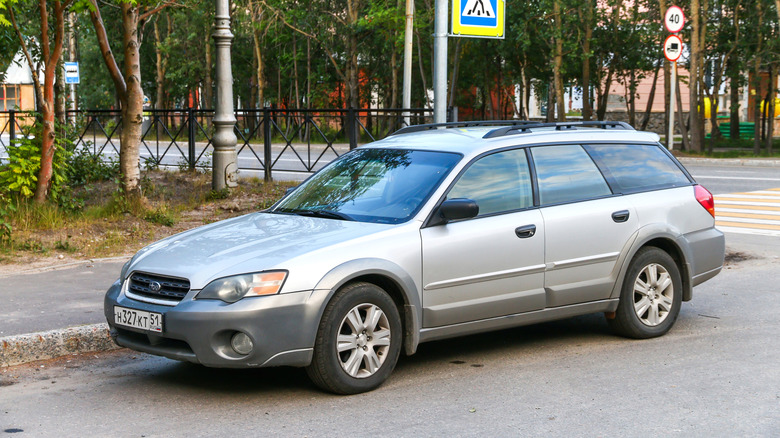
[
  {"left": 663, "top": 6, "right": 685, "bottom": 150},
  {"left": 668, "top": 61, "right": 677, "bottom": 150},
  {"left": 433, "top": 0, "right": 448, "bottom": 124},
  {"left": 402, "top": 0, "right": 414, "bottom": 126}
]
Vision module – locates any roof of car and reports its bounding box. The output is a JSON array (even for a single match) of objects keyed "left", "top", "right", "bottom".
[{"left": 364, "top": 121, "right": 662, "bottom": 158}]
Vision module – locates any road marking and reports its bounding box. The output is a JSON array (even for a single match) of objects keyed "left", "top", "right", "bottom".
[
  {"left": 715, "top": 196, "right": 780, "bottom": 203},
  {"left": 714, "top": 188, "right": 780, "bottom": 237},
  {"left": 697, "top": 176, "right": 780, "bottom": 181}
]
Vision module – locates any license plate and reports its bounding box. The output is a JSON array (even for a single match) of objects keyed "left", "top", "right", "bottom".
[{"left": 114, "top": 306, "right": 163, "bottom": 333}]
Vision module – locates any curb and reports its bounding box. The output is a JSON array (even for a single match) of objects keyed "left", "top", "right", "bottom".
[
  {"left": 677, "top": 157, "right": 780, "bottom": 167},
  {"left": 0, "top": 255, "right": 130, "bottom": 279},
  {"left": 0, "top": 323, "right": 119, "bottom": 367}
]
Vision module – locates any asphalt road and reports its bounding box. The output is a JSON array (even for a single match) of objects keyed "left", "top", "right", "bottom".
[
  {"left": 1, "top": 244, "right": 778, "bottom": 437},
  {"left": 685, "top": 163, "right": 780, "bottom": 194}
]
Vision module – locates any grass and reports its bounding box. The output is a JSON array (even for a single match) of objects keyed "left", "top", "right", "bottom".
[{"left": 0, "top": 170, "right": 297, "bottom": 265}]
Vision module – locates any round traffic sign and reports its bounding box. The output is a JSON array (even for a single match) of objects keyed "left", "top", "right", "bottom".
[
  {"left": 664, "top": 34, "right": 683, "bottom": 62},
  {"left": 665, "top": 6, "right": 685, "bottom": 33}
]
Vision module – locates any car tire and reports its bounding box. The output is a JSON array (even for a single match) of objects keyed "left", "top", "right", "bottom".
[
  {"left": 608, "top": 247, "right": 683, "bottom": 339},
  {"left": 306, "top": 282, "right": 402, "bottom": 394}
]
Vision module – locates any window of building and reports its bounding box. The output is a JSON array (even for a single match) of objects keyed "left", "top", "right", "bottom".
[{"left": 1, "top": 85, "right": 20, "bottom": 111}]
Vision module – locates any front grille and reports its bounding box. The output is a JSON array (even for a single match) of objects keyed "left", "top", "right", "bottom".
[{"left": 128, "top": 272, "right": 190, "bottom": 302}]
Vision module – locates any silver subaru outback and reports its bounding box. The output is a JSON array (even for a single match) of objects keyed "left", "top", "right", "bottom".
[{"left": 105, "top": 121, "right": 725, "bottom": 394}]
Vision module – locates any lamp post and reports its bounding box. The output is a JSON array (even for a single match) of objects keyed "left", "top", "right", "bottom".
[{"left": 212, "top": 0, "right": 238, "bottom": 190}]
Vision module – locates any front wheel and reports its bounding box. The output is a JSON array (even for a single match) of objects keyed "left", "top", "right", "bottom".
[
  {"left": 306, "top": 282, "right": 402, "bottom": 394},
  {"left": 608, "top": 247, "right": 683, "bottom": 339}
]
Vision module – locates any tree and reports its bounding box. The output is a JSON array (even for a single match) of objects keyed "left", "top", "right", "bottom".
[
  {"left": 79, "top": 0, "right": 176, "bottom": 196},
  {"left": 2, "top": 0, "right": 74, "bottom": 202}
]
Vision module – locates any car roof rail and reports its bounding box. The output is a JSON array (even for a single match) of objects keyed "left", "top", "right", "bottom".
[
  {"left": 483, "top": 121, "right": 635, "bottom": 139},
  {"left": 389, "top": 120, "right": 538, "bottom": 136}
]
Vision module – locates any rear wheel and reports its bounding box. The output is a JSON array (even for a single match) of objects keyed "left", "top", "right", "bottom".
[
  {"left": 608, "top": 247, "right": 682, "bottom": 339},
  {"left": 306, "top": 282, "right": 402, "bottom": 394}
]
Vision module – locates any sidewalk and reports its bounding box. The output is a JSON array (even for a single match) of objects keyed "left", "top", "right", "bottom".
[
  {"left": 0, "top": 259, "right": 126, "bottom": 366},
  {"left": 677, "top": 156, "right": 780, "bottom": 167}
]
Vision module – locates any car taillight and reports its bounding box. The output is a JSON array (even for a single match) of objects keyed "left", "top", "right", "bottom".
[{"left": 694, "top": 185, "right": 715, "bottom": 218}]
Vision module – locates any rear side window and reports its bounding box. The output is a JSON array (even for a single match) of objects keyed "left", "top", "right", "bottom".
[
  {"left": 531, "top": 145, "right": 611, "bottom": 205},
  {"left": 447, "top": 148, "right": 533, "bottom": 215},
  {"left": 585, "top": 144, "right": 691, "bottom": 193}
]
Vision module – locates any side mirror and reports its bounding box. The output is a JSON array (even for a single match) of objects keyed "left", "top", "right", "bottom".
[{"left": 435, "top": 198, "right": 479, "bottom": 225}]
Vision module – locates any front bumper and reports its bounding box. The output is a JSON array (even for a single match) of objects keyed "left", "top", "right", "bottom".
[{"left": 104, "top": 279, "right": 329, "bottom": 368}]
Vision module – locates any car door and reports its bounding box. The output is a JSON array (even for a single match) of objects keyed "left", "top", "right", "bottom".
[
  {"left": 530, "top": 144, "right": 639, "bottom": 308},
  {"left": 420, "top": 148, "right": 546, "bottom": 328}
]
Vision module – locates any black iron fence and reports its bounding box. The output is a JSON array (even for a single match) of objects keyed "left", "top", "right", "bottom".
[{"left": 0, "top": 107, "right": 435, "bottom": 180}]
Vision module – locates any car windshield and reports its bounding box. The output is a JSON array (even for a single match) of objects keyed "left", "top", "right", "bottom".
[{"left": 270, "top": 148, "right": 461, "bottom": 224}]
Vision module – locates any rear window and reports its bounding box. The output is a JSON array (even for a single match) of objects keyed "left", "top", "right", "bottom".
[{"left": 584, "top": 144, "right": 691, "bottom": 193}]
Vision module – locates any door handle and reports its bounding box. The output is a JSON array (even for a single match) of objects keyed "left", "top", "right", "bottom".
[
  {"left": 515, "top": 224, "right": 536, "bottom": 238},
  {"left": 612, "top": 210, "right": 630, "bottom": 223}
]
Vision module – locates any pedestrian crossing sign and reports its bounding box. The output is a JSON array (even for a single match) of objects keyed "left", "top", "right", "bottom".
[{"left": 451, "top": 0, "right": 505, "bottom": 38}]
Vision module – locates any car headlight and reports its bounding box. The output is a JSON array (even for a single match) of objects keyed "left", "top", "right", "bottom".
[{"left": 196, "top": 271, "right": 288, "bottom": 303}]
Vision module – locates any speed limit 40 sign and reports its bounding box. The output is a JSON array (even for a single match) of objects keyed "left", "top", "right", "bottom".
[{"left": 665, "top": 6, "right": 685, "bottom": 33}]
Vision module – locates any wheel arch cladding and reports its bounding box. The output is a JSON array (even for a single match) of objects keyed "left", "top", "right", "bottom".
[{"left": 313, "top": 259, "right": 422, "bottom": 355}]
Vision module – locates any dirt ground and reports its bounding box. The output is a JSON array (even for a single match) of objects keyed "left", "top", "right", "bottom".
[{"left": 0, "top": 171, "right": 295, "bottom": 277}]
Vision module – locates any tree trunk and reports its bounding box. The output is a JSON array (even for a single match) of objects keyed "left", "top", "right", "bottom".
[
  {"left": 597, "top": 67, "right": 614, "bottom": 121},
  {"left": 688, "top": 0, "right": 703, "bottom": 151},
  {"left": 628, "top": 71, "right": 637, "bottom": 127},
  {"left": 676, "top": 71, "right": 690, "bottom": 151},
  {"left": 119, "top": 2, "right": 143, "bottom": 196},
  {"left": 580, "top": 0, "right": 594, "bottom": 121},
  {"left": 766, "top": 64, "right": 776, "bottom": 154},
  {"left": 640, "top": 64, "right": 661, "bottom": 131},
  {"left": 154, "top": 17, "right": 167, "bottom": 139},
  {"left": 553, "top": 0, "right": 565, "bottom": 122},
  {"left": 729, "top": 62, "right": 740, "bottom": 139},
  {"left": 346, "top": 0, "right": 360, "bottom": 109},
  {"left": 415, "top": 28, "right": 429, "bottom": 108},
  {"left": 31, "top": 1, "right": 68, "bottom": 203},
  {"left": 205, "top": 27, "right": 213, "bottom": 110},
  {"left": 547, "top": 81, "right": 556, "bottom": 122},
  {"left": 753, "top": 0, "right": 764, "bottom": 154},
  {"left": 448, "top": 38, "right": 462, "bottom": 108},
  {"left": 252, "top": 27, "right": 264, "bottom": 108}
]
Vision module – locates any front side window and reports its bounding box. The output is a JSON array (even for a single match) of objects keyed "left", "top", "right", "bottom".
[
  {"left": 447, "top": 148, "right": 533, "bottom": 216},
  {"left": 584, "top": 144, "right": 691, "bottom": 193},
  {"left": 271, "top": 148, "right": 461, "bottom": 224},
  {"left": 532, "top": 145, "right": 612, "bottom": 205}
]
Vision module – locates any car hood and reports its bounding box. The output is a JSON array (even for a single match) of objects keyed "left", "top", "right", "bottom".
[{"left": 127, "top": 212, "right": 392, "bottom": 289}]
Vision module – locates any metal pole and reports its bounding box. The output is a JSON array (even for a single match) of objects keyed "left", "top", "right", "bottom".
[
  {"left": 668, "top": 61, "right": 677, "bottom": 150},
  {"left": 212, "top": 0, "right": 238, "bottom": 190},
  {"left": 433, "top": 0, "right": 448, "bottom": 123},
  {"left": 69, "top": 12, "right": 77, "bottom": 126},
  {"left": 402, "top": 0, "right": 414, "bottom": 126}
]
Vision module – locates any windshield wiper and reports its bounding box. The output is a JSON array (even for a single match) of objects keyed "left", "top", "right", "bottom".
[{"left": 288, "top": 209, "right": 356, "bottom": 221}]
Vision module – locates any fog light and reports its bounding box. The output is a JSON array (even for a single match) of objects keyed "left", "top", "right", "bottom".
[{"left": 230, "top": 332, "right": 253, "bottom": 355}]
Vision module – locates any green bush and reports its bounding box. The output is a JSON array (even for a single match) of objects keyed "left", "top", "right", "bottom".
[
  {"left": 0, "top": 119, "right": 71, "bottom": 201},
  {"left": 65, "top": 143, "right": 119, "bottom": 186},
  {"left": 0, "top": 192, "right": 15, "bottom": 242}
]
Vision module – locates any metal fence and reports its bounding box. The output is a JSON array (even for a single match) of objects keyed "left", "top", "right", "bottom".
[{"left": 0, "top": 107, "right": 434, "bottom": 180}]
